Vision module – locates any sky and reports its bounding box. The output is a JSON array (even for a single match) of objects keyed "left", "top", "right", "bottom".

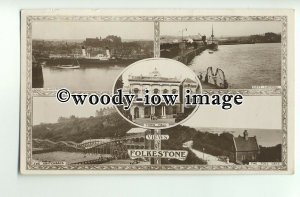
[
  {"left": 32, "top": 21, "right": 281, "bottom": 40},
  {"left": 160, "top": 21, "right": 282, "bottom": 37},
  {"left": 183, "top": 96, "right": 282, "bottom": 130},
  {"left": 32, "top": 22, "right": 154, "bottom": 40},
  {"left": 33, "top": 97, "right": 112, "bottom": 125}
]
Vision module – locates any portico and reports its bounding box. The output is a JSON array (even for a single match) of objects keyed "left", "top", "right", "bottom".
[
  {"left": 125, "top": 68, "right": 189, "bottom": 120},
  {"left": 131, "top": 104, "right": 177, "bottom": 119}
]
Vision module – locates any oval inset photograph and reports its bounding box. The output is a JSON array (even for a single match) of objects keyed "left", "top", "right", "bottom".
[{"left": 113, "top": 58, "right": 202, "bottom": 129}]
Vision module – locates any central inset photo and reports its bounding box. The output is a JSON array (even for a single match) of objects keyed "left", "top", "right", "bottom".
[{"left": 113, "top": 58, "right": 202, "bottom": 129}]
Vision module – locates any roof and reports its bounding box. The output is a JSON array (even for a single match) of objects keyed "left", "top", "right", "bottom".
[
  {"left": 128, "top": 68, "right": 181, "bottom": 83},
  {"left": 233, "top": 136, "right": 259, "bottom": 152},
  {"left": 129, "top": 76, "right": 181, "bottom": 83},
  {"left": 182, "top": 78, "right": 197, "bottom": 84},
  {"left": 126, "top": 128, "right": 147, "bottom": 134}
]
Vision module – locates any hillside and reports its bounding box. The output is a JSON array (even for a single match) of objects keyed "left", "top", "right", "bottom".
[
  {"left": 162, "top": 125, "right": 234, "bottom": 157},
  {"left": 33, "top": 112, "right": 133, "bottom": 143},
  {"left": 33, "top": 113, "right": 281, "bottom": 162},
  {"left": 258, "top": 144, "right": 282, "bottom": 162},
  {"left": 162, "top": 125, "right": 282, "bottom": 162}
]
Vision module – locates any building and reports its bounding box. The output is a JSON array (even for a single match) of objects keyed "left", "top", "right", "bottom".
[
  {"left": 95, "top": 107, "right": 115, "bottom": 117},
  {"left": 123, "top": 68, "right": 199, "bottom": 119},
  {"left": 232, "top": 130, "right": 260, "bottom": 164},
  {"left": 124, "top": 128, "right": 151, "bottom": 150}
]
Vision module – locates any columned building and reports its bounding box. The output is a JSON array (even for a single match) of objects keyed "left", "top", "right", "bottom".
[{"left": 123, "top": 68, "right": 198, "bottom": 119}]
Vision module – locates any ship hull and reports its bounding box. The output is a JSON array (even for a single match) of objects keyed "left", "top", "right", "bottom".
[
  {"left": 39, "top": 58, "right": 141, "bottom": 67},
  {"left": 56, "top": 65, "right": 80, "bottom": 69},
  {"left": 207, "top": 43, "right": 218, "bottom": 51}
]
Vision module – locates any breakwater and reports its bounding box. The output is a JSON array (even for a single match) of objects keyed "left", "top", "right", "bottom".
[
  {"left": 160, "top": 42, "right": 206, "bottom": 65},
  {"left": 174, "top": 46, "right": 206, "bottom": 65}
]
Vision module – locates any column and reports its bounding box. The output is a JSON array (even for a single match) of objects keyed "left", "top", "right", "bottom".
[
  {"left": 151, "top": 106, "right": 155, "bottom": 115},
  {"left": 161, "top": 106, "right": 166, "bottom": 118},
  {"left": 130, "top": 107, "right": 134, "bottom": 118},
  {"left": 140, "top": 106, "right": 144, "bottom": 118}
]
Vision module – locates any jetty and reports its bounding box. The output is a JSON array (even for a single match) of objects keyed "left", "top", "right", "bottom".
[
  {"left": 174, "top": 45, "right": 206, "bottom": 65},
  {"left": 160, "top": 42, "right": 207, "bottom": 65}
]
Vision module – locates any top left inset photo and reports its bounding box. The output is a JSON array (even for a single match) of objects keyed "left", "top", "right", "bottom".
[{"left": 31, "top": 21, "right": 155, "bottom": 91}]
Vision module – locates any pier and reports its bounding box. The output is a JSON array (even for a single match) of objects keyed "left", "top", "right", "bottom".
[
  {"left": 160, "top": 42, "right": 206, "bottom": 65},
  {"left": 174, "top": 46, "right": 206, "bottom": 65}
]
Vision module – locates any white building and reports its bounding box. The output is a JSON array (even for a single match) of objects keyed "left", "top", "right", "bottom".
[{"left": 124, "top": 68, "right": 199, "bottom": 119}]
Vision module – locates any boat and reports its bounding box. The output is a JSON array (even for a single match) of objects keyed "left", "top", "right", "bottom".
[
  {"left": 206, "top": 25, "right": 218, "bottom": 51},
  {"left": 56, "top": 57, "right": 80, "bottom": 69},
  {"left": 208, "top": 51, "right": 214, "bottom": 54},
  {"left": 41, "top": 46, "right": 141, "bottom": 67},
  {"left": 56, "top": 65, "right": 80, "bottom": 69},
  {"left": 45, "top": 57, "right": 139, "bottom": 66}
]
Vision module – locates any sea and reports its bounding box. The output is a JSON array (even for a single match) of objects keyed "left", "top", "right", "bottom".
[
  {"left": 42, "top": 65, "right": 124, "bottom": 92},
  {"left": 41, "top": 43, "right": 281, "bottom": 91},
  {"left": 189, "top": 43, "right": 281, "bottom": 89}
]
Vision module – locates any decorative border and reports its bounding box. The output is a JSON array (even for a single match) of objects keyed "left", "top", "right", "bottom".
[
  {"left": 24, "top": 14, "right": 288, "bottom": 172},
  {"left": 25, "top": 16, "right": 33, "bottom": 169},
  {"left": 32, "top": 88, "right": 283, "bottom": 97},
  {"left": 281, "top": 16, "right": 288, "bottom": 167},
  {"left": 154, "top": 21, "right": 160, "bottom": 58},
  {"left": 29, "top": 163, "right": 287, "bottom": 171}
]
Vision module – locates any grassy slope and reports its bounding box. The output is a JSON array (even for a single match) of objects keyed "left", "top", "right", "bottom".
[
  {"left": 33, "top": 112, "right": 133, "bottom": 143},
  {"left": 33, "top": 113, "right": 281, "bottom": 162}
]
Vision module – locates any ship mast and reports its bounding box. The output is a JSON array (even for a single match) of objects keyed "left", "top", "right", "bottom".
[{"left": 211, "top": 25, "right": 214, "bottom": 42}]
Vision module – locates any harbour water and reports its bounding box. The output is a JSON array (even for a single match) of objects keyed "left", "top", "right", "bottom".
[
  {"left": 189, "top": 43, "right": 281, "bottom": 89},
  {"left": 42, "top": 65, "right": 124, "bottom": 91},
  {"left": 41, "top": 43, "right": 281, "bottom": 91}
]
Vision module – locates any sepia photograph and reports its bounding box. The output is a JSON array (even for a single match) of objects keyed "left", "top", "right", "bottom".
[
  {"left": 32, "top": 97, "right": 154, "bottom": 165},
  {"left": 32, "top": 21, "right": 154, "bottom": 91},
  {"left": 30, "top": 95, "right": 282, "bottom": 166},
  {"left": 160, "top": 21, "right": 282, "bottom": 89},
  {"left": 161, "top": 95, "right": 283, "bottom": 165},
  {"left": 113, "top": 58, "right": 201, "bottom": 129},
  {"left": 161, "top": 127, "right": 282, "bottom": 165},
  {"left": 20, "top": 9, "right": 294, "bottom": 175},
  {"left": 0, "top": 0, "right": 298, "bottom": 195}
]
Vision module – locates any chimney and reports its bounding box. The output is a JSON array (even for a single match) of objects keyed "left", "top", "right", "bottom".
[
  {"left": 243, "top": 130, "right": 248, "bottom": 141},
  {"left": 81, "top": 46, "right": 86, "bottom": 57}
]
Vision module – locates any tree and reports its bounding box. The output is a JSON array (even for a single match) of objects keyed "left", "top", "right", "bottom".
[{"left": 105, "top": 35, "right": 122, "bottom": 44}]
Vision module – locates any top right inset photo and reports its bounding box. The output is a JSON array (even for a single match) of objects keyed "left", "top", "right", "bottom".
[{"left": 160, "top": 21, "right": 282, "bottom": 89}]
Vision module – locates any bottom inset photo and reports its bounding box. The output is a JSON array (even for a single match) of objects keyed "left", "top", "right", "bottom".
[{"left": 27, "top": 96, "right": 284, "bottom": 169}]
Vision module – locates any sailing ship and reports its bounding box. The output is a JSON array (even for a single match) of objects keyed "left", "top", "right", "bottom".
[{"left": 207, "top": 25, "right": 218, "bottom": 51}]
